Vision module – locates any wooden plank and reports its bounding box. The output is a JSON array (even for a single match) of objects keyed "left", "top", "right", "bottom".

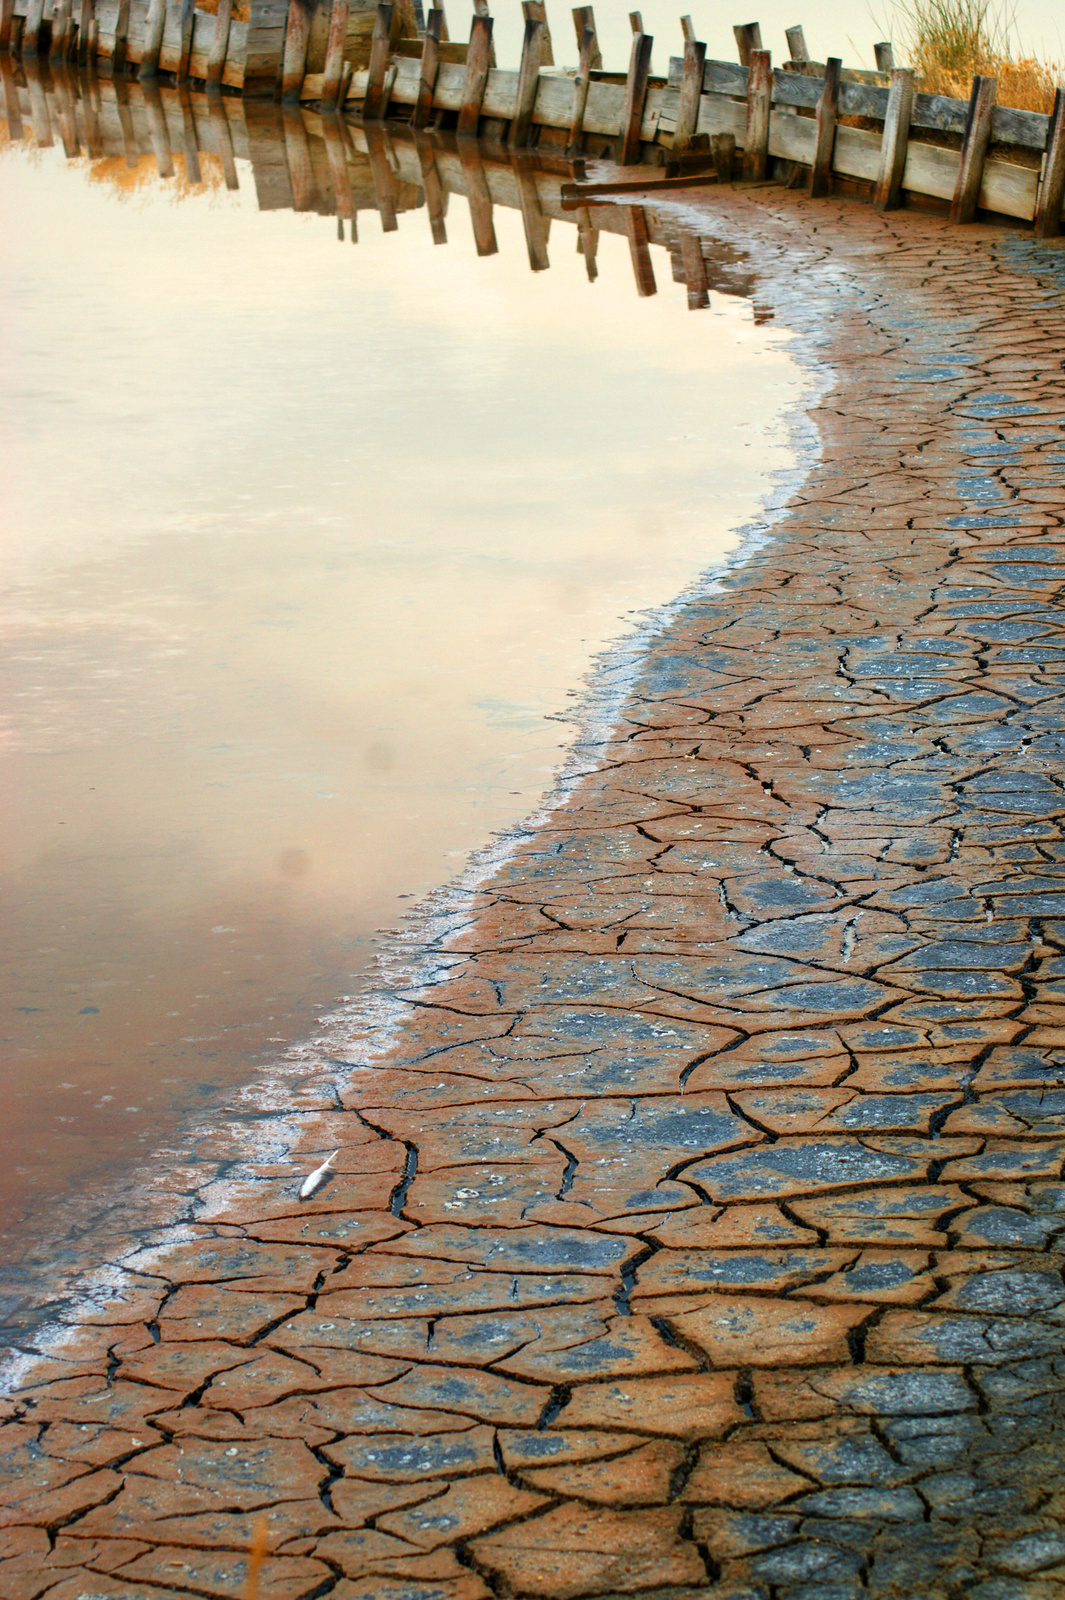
[
  {"left": 140, "top": 0, "right": 165, "bottom": 73},
  {"left": 567, "top": 22, "right": 594, "bottom": 149},
  {"left": 784, "top": 23, "right": 807, "bottom": 61},
  {"left": 456, "top": 9, "right": 491, "bottom": 134},
  {"left": 514, "top": 151, "right": 549, "bottom": 268},
  {"left": 322, "top": 109, "right": 354, "bottom": 214},
  {"left": 873, "top": 40, "right": 893, "bottom": 71},
  {"left": 624, "top": 204, "right": 655, "bottom": 295},
  {"left": 281, "top": 0, "right": 312, "bottom": 100},
  {"left": 23, "top": 0, "right": 45, "bottom": 56},
  {"left": 1034, "top": 86, "right": 1065, "bottom": 237},
  {"left": 282, "top": 102, "right": 316, "bottom": 206},
  {"left": 571, "top": 2, "right": 599, "bottom": 67},
  {"left": 619, "top": 27, "right": 651, "bottom": 163},
  {"left": 208, "top": 86, "right": 239, "bottom": 185},
  {"left": 142, "top": 77, "right": 175, "bottom": 173},
  {"left": 207, "top": 0, "right": 233, "bottom": 88},
  {"left": 808, "top": 52, "right": 839, "bottom": 196},
  {"left": 364, "top": 119, "right": 398, "bottom": 225},
  {"left": 951, "top": 72, "right": 996, "bottom": 223},
  {"left": 413, "top": 4, "right": 441, "bottom": 124},
  {"left": 176, "top": 0, "right": 195, "bottom": 79},
  {"left": 743, "top": 45, "right": 770, "bottom": 178},
  {"left": 319, "top": 0, "right": 348, "bottom": 106},
  {"left": 873, "top": 65, "right": 912, "bottom": 210},
  {"left": 521, "top": 0, "right": 550, "bottom": 64},
  {"left": 733, "top": 21, "right": 760, "bottom": 66},
  {"left": 414, "top": 125, "right": 447, "bottom": 240},
  {"left": 672, "top": 34, "right": 705, "bottom": 152},
  {"left": 510, "top": 14, "right": 542, "bottom": 144},
  {"left": 679, "top": 228, "right": 708, "bottom": 307},
  {"left": 457, "top": 133, "right": 497, "bottom": 252}
]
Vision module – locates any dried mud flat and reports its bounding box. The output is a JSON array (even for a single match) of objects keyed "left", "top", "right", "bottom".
[{"left": 4, "top": 187, "right": 1065, "bottom": 1600}]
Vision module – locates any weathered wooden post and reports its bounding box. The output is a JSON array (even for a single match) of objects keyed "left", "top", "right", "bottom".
[
  {"left": 0, "top": 0, "right": 16, "bottom": 54},
  {"left": 320, "top": 0, "right": 350, "bottom": 108},
  {"left": 808, "top": 54, "right": 840, "bottom": 196},
  {"left": 711, "top": 129, "right": 735, "bottom": 179},
  {"left": 208, "top": 92, "right": 239, "bottom": 185},
  {"left": 873, "top": 40, "right": 894, "bottom": 71},
  {"left": 322, "top": 110, "right": 355, "bottom": 217},
  {"left": 571, "top": 2, "right": 599, "bottom": 65},
  {"left": 207, "top": 0, "right": 234, "bottom": 88},
  {"left": 743, "top": 47, "right": 770, "bottom": 179},
  {"left": 680, "top": 229, "right": 708, "bottom": 307},
  {"left": 874, "top": 66, "right": 913, "bottom": 210},
  {"left": 473, "top": 0, "right": 495, "bottom": 63},
  {"left": 511, "top": 14, "right": 544, "bottom": 145},
  {"left": 112, "top": 0, "right": 131, "bottom": 69},
  {"left": 458, "top": 135, "right": 498, "bottom": 253},
  {"left": 282, "top": 101, "right": 315, "bottom": 207},
  {"left": 619, "top": 26, "right": 652, "bottom": 164},
  {"left": 1034, "top": 86, "right": 1065, "bottom": 237},
  {"left": 140, "top": 0, "right": 165, "bottom": 75},
  {"left": 673, "top": 32, "right": 706, "bottom": 153},
  {"left": 567, "top": 22, "right": 595, "bottom": 150},
  {"left": 522, "top": 0, "right": 551, "bottom": 63},
  {"left": 176, "top": 0, "right": 196, "bottom": 81},
  {"left": 784, "top": 23, "right": 808, "bottom": 62},
  {"left": 413, "top": 5, "right": 442, "bottom": 125},
  {"left": 142, "top": 78, "right": 174, "bottom": 175},
  {"left": 1, "top": 57, "right": 24, "bottom": 137},
  {"left": 363, "top": 3, "right": 399, "bottom": 117},
  {"left": 457, "top": 10, "right": 492, "bottom": 134},
  {"left": 364, "top": 122, "right": 398, "bottom": 226},
  {"left": 76, "top": 0, "right": 93, "bottom": 63},
  {"left": 733, "top": 20, "right": 760, "bottom": 66},
  {"left": 950, "top": 73, "right": 996, "bottom": 223},
  {"left": 414, "top": 126, "right": 448, "bottom": 241},
  {"left": 23, "top": 0, "right": 45, "bottom": 57},
  {"left": 514, "top": 151, "right": 550, "bottom": 268}
]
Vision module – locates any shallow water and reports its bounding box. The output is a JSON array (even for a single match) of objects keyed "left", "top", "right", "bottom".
[{"left": 0, "top": 78, "right": 804, "bottom": 1322}]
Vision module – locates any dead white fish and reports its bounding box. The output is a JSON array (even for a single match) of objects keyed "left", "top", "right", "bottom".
[{"left": 298, "top": 1150, "right": 339, "bottom": 1201}]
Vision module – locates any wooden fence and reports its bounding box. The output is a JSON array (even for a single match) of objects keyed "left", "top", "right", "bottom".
[{"left": 2, "top": 0, "right": 1064, "bottom": 235}]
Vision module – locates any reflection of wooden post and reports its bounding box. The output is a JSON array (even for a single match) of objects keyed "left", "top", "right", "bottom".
[
  {"left": 363, "top": 3, "right": 397, "bottom": 117},
  {"left": 1035, "top": 86, "right": 1065, "bottom": 238},
  {"left": 364, "top": 121, "right": 398, "bottom": 227},
  {"left": 457, "top": 135, "right": 497, "bottom": 254},
  {"left": 576, "top": 204, "right": 597, "bottom": 280},
  {"left": 209, "top": 89, "right": 239, "bottom": 186},
  {"left": 673, "top": 35, "right": 705, "bottom": 152},
  {"left": 141, "top": 0, "right": 165, "bottom": 74},
  {"left": 457, "top": 11, "right": 492, "bottom": 134},
  {"left": 521, "top": 0, "right": 550, "bottom": 63},
  {"left": 413, "top": 6, "right": 441, "bottom": 124},
  {"left": 679, "top": 230, "right": 708, "bottom": 308},
  {"left": 52, "top": 67, "right": 80, "bottom": 151},
  {"left": 950, "top": 73, "right": 996, "bottom": 223},
  {"left": 114, "top": 77, "right": 138, "bottom": 165},
  {"left": 514, "top": 153, "right": 549, "bottom": 269},
  {"left": 142, "top": 79, "right": 174, "bottom": 175},
  {"left": 743, "top": 48, "right": 770, "bottom": 179},
  {"left": 510, "top": 15, "right": 543, "bottom": 145},
  {"left": 567, "top": 22, "right": 594, "bottom": 151},
  {"left": 808, "top": 54, "right": 839, "bottom": 197},
  {"left": 282, "top": 103, "right": 316, "bottom": 207},
  {"left": 25, "top": 62, "right": 53, "bottom": 142},
  {"left": 414, "top": 127, "right": 447, "bottom": 241},
  {"left": 570, "top": 4, "right": 599, "bottom": 67},
  {"left": 619, "top": 29, "right": 651, "bottom": 164},
  {"left": 0, "top": 59, "right": 24, "bottom": 139},
  {"left": 180, "top": 86, "right": 202, "bottom": 183},
  {"left": 207, "top": 0, "right": 233, "bottom": 88},
  {"left": 624, "top": 205, "right": 655, "bottom": 296},
  {"left": 874, "top": 66, "right": 913, "bottom": 210},
  {"left": 322, "top": 111, "right": 354, "bottom": 217},
  {"left": 81, "top": 72, "right": 103, "bottom": 151},
  {"left": 733, "top": 20, "right": 760, "bottom": 65},
  {"left": 320, "top": 0, "right": 349, "bottom": 107}
]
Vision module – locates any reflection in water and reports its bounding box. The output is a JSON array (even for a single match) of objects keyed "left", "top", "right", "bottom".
[{"left": 0, "top": 65, "right": 806, "bottom": 1334}]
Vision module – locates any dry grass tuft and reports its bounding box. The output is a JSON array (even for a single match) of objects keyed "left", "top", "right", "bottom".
[{"left": 885, "top": 0, "right": 1064, "bottom": 111}]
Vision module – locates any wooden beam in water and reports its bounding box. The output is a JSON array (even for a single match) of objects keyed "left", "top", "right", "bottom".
[
  {"left": 365, "top": 121, "right": 399, "bottom": 226},
  {"left": 784, "top": 24, "right": 808, "bottom": 61},
  {"left": 140, "top": 0, "right": 165, "bottom": 75},
  {"left": 457, "top": 11, "right": 492, "bottom": 134},
  {"left": 323, "top": 111, "right": 355, "bottom": 216},
  {"left": 567, "top": 22, "right": 595, "bottom": 150},
  {"left": 209, "top": 89, "right": 240, "bottom": 185},
  {"left": 874, "top": 40, "right": 894, "bottom": 71},
  {"left": 679, "top": 229, "right": 708, "bottom": 308},
  {"left": 673, "top": 34, "right": 705, "bottom": 152},
  {"left": 521, "top": 0, "right": 551, "bottom": 64},
  {"left": 619, "top": 28, "right": 652, "bottom": 164},
  {"left": 624, "top": 205, "right": 655, "bottom": 295},
  {"left": 571, "top": 4, "right": 600, "bottom": 67},
  {"left": 511, "top": 14, "right": 544, "bottom": 145},
  {"left": 743, "top": 47, "right": 770, "bottom": 179},
  {"left": 364, "top": 3, "right": 399, "bottom": 117},
  {"left": 514, "top": 151, "right": 549, "bottom": 268},
  {"left": 808, "top": 53, "right": 839, "bottom": 196},
  {"left": 414, "top": 125, "right": 448, "bottom": 240},
  {"left": 950, "top": 72, "right": 996, "bottom": 223},
  {"left": 283, "top": 103, "right": 316, "bottom": 207},
  {"left": 413, "top": 6, "right": 442, "bottom": 124},
  {"left": 458, "top": 134, "right": 497, "bottom": 253},
  {"left": 733, "top": 21, "right": 761, "bottom": 66},
  {"left": 874, "top": 65, "right": 913, "bottom": 210},
  {"left": 320, "top": 0, "right": 350, "bottom": 108},
  {"left": 1034, "top": 86, "right": 1065, "bottom": 237},
  {"left": 207, "top": 0, "right": 234, "bottom": 89},
  {"left": 142, "top": 78, "right": 175, "bottom": 175}
]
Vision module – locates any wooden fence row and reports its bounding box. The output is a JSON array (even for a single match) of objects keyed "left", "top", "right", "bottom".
[{"left": 3, "top": 0, "right": 1064, "bottom": 234}]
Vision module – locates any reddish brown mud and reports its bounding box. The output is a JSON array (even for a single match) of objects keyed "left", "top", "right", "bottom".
[{"left": 3, "top": 186, "right": 1065, "bottom": 1599}]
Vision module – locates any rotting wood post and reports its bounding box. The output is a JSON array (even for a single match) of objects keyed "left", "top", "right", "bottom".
[
  {"left": 320, "top": 0, "right": 350, "bottom": 108},
  {"left": 457, "top": 11, "right": 492, "bottom": 135},
  {"left": 874, "top": 40, "right": 894, "bottom": 71},
  {"left": 207, "top": 0, "right": 234, "bottom": 89},
  {"left": 142, "top": 78, "right": 174, "bottom": 174},
  {"left": 414, "top": 126, "right": 447, "bottom": 241},
  {"left": 363, "top": 3, "right": 399, "bottom": 118},
  {"left": 619, "top": 27, "right": 652, "bottom": 164},
  {"left": 521, "top": 0, "right": 551, "bottom": 64},
  {"left": 679, "top": 229, "right": 708, "bottom": 307},
  {"left": 711, "top": 128, "right": 735, "bottom": 179},
  {"left": 510, "top": 15, "right": 543, "bottom": 145},
  {"left": 76, "top": 0, "right": 92, "bottom": 62},
  {"left": 629, "top": 11, "right": 641, "bottom": 33},
  {"left": 873, "top": 65, "right": 913, "bottom": 210},
  {"left": 733, "top": 21, "right": 761, "bottom": 66},
  {"left": 457, "top": 134, "right": 498, "bottom": 253},
  {"left": 208, "top": 91, "right": 239, "bottom": 186},
  {"left": 473, "top": 0, "right": 495, "bottom": 64},
  {"left": 950, "top": 72, "right": 996, "bottom": 223},
  {"left": 282, "top": 0, "right": 314, "bottom": 102},
  {"left": 322, "top": 112, "right": 355, "bottom": 216},
  {"left": 514, "top": 151, "right": 549, "bottom": 268},
  {"left": 571, "top": 4, "right": 600, "bottom": 67},
  {"left": 413, "top": 5, "right": 442, "bottom": 125},
  {"left": 177, "top": 0, "right": 196, "bottom": 81},
  {"left": 743, "top": 47, "right": 770, "bottom": 179},
  {"left": 624, "top": 204, "right": 655, "bottom": 295},
  {"left": 140, "top": 0, "right": 165, "bottom": 75},
  {"left": 49, "top": 0, "right": 68, "bottom": 59},
  {"left": 808, "top": 53, "right": 840, "bottom": 196},
  {"left": 567, "top": 22, "right": 594, "bottom": 150},
  {"left": 23, "top": 0, "right": 45, "bottom": 57},
  {"left": 784, "top": 23, "right": 808, "bottom": 61},
  {"left": 1034, "top": 85, "right": 1065, "bottom": 237},
  {"left": 680, "top": 14, "right": 694, "bottom": 44},
  {"left": 673, "top": 34, "right": 706, "bottom": 152}
]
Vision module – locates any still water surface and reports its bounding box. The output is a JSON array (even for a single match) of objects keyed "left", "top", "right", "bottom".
[{"left": 0, "top": 90, "right": 804, "bottom": 1321}]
